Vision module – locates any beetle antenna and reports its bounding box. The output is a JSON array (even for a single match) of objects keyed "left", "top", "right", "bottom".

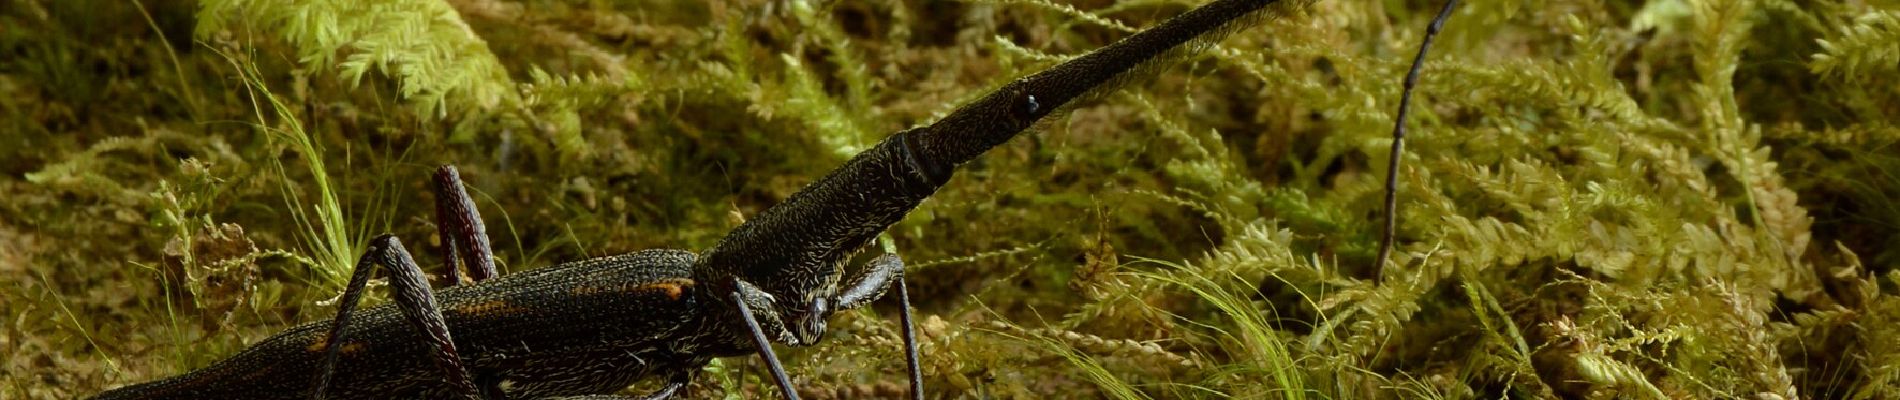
[{"left": 1375, "top": 0, "right": 1458, "bottom": 283}]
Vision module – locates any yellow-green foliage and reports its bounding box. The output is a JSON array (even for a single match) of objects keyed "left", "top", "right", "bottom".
[
  {"left": 3, "top": 0, "right": 1898, "bottom": 399},
  {"left": 195, "top": 0, "right": 516, "bottom": 120},
  {"left": 1812, "top": 10, "right": 1900, "bottom": 82}
]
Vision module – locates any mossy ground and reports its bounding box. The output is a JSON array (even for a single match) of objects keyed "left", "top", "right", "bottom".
[{"left": 3, "top": 0, "right": 1898, "bottom": 398}]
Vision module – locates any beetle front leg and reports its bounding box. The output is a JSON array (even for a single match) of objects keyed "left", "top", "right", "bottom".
[
  {"left": 833, "top": 254, "right": 901, "bottom": 310},
  {"left": 733, "top": 279, "right": 797, "bottom": 344},
  {"left": 314, "top": 235, "right": 480, "bottom": 400},
  {"left": 894, "top": 270, "right": 924, "bottom": 400},
  {"left": 828, "top": 254, "right": 924, "bottom": 400},
  {"left": 732, "top": 279, "right": 800, "bottom": 400}
]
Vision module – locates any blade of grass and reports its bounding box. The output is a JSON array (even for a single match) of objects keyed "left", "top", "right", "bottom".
[
  {"left": 1136, "top": 261, "right": 1310, "bottom": 399},
  {"left": 214, "top": 48, "right": 355, "bottom": 292}
]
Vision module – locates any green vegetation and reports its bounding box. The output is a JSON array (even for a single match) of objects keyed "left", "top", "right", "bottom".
[{"left": 3, "top": 0, "right": 1897, "bottom": 398}]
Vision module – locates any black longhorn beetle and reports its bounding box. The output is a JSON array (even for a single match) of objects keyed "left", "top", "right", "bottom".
[{"left": 92, "top": 0, "right": 1458, "bottom": 398}]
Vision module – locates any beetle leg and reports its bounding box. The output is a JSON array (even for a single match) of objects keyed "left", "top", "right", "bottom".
[
  {"left": 826, "top": 254, "right": 923, "bottom": 400},
  {"left": 731, "top": 282, "right": 800, "bottom": 400},
  {"left": 733, "top": 279, "right": 796, "bottom": 343},
  {"left": 433, "top": 165, "right": 498, "bottom": 285},
  {"left": 895, "top": 276, "right": 923, "bottom": 400},
  {"left": 315, "top": 235, "right": 480, "bottom": 400},
  {"left": 833, "top": 254, "right": 902, "bottom": 310}
]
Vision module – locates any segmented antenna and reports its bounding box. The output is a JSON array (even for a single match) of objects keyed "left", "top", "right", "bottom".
[{"left": 1375, "top": 0, "right": 1459, "bottom": 282}]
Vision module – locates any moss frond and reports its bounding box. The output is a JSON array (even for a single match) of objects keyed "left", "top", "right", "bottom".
[
  {"left": 1811, "top": 11, "right": 1900, "bottom": 83},
  {"left": 196, "top": 0, "right": 518, "bottom": 121}
]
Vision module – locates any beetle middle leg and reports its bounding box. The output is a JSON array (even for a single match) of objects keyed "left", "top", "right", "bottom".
[
  {"left": 315, "top": 235, "right": 481, "bottom": 399},
  {"left": 315, "top": 165, "right": 497, "bottom": 399}
]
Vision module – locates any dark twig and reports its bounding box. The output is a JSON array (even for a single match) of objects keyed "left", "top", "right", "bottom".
[{"left": 1375, "top": 0, "right": 1458, "bottom": 283}]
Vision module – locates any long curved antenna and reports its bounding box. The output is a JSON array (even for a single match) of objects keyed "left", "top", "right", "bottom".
[
  {"left": 1374, "top": 0, "right": 1459, "bottom": 283},
  {"left": 733, "top": 290, "right": 800, "bottom": 400}
]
